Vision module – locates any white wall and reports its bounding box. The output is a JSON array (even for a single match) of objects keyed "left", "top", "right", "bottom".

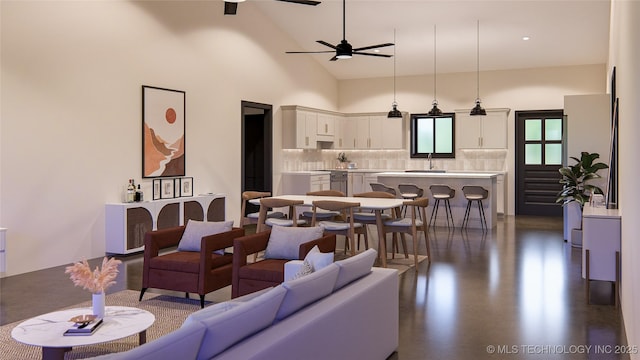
[
  {"left": 610, "top": 0, "right": 640, "bottom": 357},
  {"left": 0, "top": 1, "right": 338, "bottom": 276},
  {"left": 338, "top": 65, "right": 606, "bottom": 215}
]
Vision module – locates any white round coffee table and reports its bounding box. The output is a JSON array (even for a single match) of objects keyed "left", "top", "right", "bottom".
[{"left": 11, "top": 306, "right": 155, "bottom": 360}]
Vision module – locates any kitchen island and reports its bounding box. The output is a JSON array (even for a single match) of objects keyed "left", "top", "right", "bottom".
[{"left": 377, "top": 171, "right": 499, "bottom": 229}]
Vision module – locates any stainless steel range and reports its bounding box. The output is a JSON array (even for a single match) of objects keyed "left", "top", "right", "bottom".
[{"left": 330, "top": 170, "right": 348, "bottom": 194}]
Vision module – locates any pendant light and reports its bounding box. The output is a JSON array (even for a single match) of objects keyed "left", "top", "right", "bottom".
[
  {"left": 387, "top": 29, "right": 402, "bottom": 118},
  {"left": 470, "top": 20, "right": 487, "bottom": 116},
  {"left": 427, "top": 24, "right": 443, "bottom": 116}
]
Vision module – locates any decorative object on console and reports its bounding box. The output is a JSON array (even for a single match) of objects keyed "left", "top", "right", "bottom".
[
  {"left": 160, "top": 178, "right": 175, "bottom": 199},
  {"left": 152, "top": 179, "right": 161, "bottom": 200},
  {"left": 180, "top": 177, "right": 193, "bottom": 197},
  {"left": 65, "top": 257, "right": 122, "bottom": 317},
  {"left": 387, "top": 29, "right": 402, "bottom": 118},
  {"left": 470, "top": 20, "right": 487, "bottom": 116},
  {"left": 142, "top": 85, "right": 185, "bottom": 178},
  {"left": 336, "top": 152, "right": 349, "bottom": 169}
]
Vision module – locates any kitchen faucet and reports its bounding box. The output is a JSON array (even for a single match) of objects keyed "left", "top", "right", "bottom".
[{"left": 428, "top": 153, "right": 433, "bottom": 169}]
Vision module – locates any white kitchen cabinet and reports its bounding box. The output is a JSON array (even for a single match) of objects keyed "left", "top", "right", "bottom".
[
  {"left": 352, "top": 115, "right": 403, "bottom": 149},
  {"left": 455, "top": 108, "right": 510, "bottom": 149},
  {"left": 105, "top": 195, "right": 226, "bottom": 255},
  {"left": 282, "top": 172, "right": 330, "bottom": 195},
  {"left": 348, "top": 172, "right": 380, "bottom": 196},
  {"left": 496, "top": 173, "right": 505, "bottom": 214},
  {"left": 282, "top": 107, "right": 317, "bottom": 149},
  {"left": 316, "top": 113, "right": 335, "bottom": 142}
]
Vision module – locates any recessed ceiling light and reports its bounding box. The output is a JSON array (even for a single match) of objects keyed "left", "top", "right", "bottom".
[
  {"left": 522, "top": 36, "right": 531, "bottom": 41},
  {"left": 374, "top": 49, "right": 380, "bottom": 53}
]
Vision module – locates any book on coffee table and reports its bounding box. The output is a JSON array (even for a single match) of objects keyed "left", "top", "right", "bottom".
[{"left": 64, "top": 318, "right": 103, "bottom": 336}]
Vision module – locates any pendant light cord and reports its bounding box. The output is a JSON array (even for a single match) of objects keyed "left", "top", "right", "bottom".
[
  {"left": 393, "top": 28, "right": 397, "bottom": 103},
  {"left": 476, "top": 20, "right": 480, "bottom": 100},
  {"left": 433, "top": 24, "right": 437, "bottom": 101}
]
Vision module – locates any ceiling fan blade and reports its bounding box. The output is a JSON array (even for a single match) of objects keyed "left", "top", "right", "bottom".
[
  {"left": 286, "top": 50, "right": 335, "bottom": 54},
  {"left": 276, "top": 0, "right": 321, "bottom": 5},
  {"left": 352, "top": 43, "right": 394, "bottom": 52},
  {"left": 330, "top": 55, "right": 338, "bottom": 61},
  {"left": 353, "top": 52, "right": 393, "bottom": 58},
  {"left": 317, "top": 40, "right": 337, "bottom": 50},
  {"left": 224, "top": 2, "right": 238, "bottom": 15}
]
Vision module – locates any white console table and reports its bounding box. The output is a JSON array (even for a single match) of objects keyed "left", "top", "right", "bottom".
[
  {"left": 582, "top": 204, "right": 621, "bottom": 305},
  {"left": 105, "top": 194, "right": 226, "bottom": 255}
]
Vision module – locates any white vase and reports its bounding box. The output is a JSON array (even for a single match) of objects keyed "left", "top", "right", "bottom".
[{"left": 92, "top": 292, "right": 105, "bottom": 318}]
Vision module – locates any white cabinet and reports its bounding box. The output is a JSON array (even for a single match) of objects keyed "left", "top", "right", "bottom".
[
  {"left": 335, "top": 116, "right": 357, "bottom": 149},
  {"left": 456, "top": 108, "right": 510, "bottom": 149},
  {"left": 496, "top": 173, "right": 505, "bottom": 214},
  {"left": 105, "top": 195, "right": 225, "bottom": 254},
  {"left": 316, "top": 113, "right": 335, "bottom": 142},
  {"left": 281, "top": 109, "right": 317, "bottom": 149},
  {"left": 351, "top": 115, "right": 403, "bottom": 149},
  {"left": 282, "top": 173, "right": 330, "bottom": 195},
  {"left": 581, "top": 204, "right": 621, "bottom": 281},
  {"left": 348, "top": 172, "right": 379, "bottom": 196}
]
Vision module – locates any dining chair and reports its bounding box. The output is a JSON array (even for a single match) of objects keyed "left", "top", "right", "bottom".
[
  {"left": 353, "top": 191, "right": 406, "bottom": 257},
  {"left": 256, "top": 198, "right": 306, "bottom": 233},
  {"left": 383, "top": 197, "right": 431, "bottom": 269},
  {"left": 311, "top": 200, "right": 366, "bottom": 257},
  {"left": 240, "top": 191, "right": 284, "bottom": 228},
  {"left": 299, "top": 190, "right": 346, "bottom": 224}
]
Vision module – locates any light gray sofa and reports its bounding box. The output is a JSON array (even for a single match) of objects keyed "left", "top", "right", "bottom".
[{"left": 93, "top": 249, "right": 398, "bottom": 360}]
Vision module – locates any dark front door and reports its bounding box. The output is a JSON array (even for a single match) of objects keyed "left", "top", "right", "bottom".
[
  {"left": 241, "top": 101, "right": 273, "bottom": 216},
  {"left": 515, "top": 110, "right": 564, "bottom": 216}
]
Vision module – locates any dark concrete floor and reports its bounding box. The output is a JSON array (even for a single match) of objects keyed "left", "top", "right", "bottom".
[{"left": 0, "top": 215, "right": 627, "bottom": 359}]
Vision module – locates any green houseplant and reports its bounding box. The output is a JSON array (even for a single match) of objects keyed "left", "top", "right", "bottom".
[{"left": 556, "top": 151, "right": 609, "bottom": 208}]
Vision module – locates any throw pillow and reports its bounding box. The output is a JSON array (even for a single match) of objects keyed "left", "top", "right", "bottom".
[
  {"left": 264, "top": 226, "right": 324, "bottom": 260},
  {"left": 333, "top": 248, "right": 377, "bottom": 291},
  {"left": 292, "top": 258, "right": 314, "bottom": 280},
  {"left": 304, "top": 245, "right": 334, "bottom": 271},
  {"left": 275, "top": 263, "right": 340, "bottom": 321},
  {"left": 177, "top": 220, "right": 233, "bottom": 252}
]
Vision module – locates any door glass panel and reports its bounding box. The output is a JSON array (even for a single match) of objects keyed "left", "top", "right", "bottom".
[
  {"left": 525, "top": 144, "right": 541, "bottom": 165},
  {"left": 545, "top": 144, "right": 562, "bottom": 165},
  {"left": 435, "top": 117, "right": 453, "bottom": 153},
  {"left": 525, "top": 119, "right": 542, "bottom": 141},
  {"left": 417, "top": 118, "right": 434, "bottom": 153},
  {"left": 545, "top": 119, "right": 562, "bottom": 141}
]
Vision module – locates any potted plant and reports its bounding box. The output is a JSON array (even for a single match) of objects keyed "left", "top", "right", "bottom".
[
  {"left": 336, "top": 152, "right": 349, "bottom": 169},
  {"left": 556, "top": 151, "right": 608, "bottom": 247}
]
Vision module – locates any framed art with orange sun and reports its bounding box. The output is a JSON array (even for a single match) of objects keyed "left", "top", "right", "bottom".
[{"left": 142, "top": 85, "right": 186, "bottom": 178}]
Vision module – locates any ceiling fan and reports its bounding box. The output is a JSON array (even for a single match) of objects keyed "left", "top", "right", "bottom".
[
  {"left": 286, "top": 0, "right": 393, "bottom": 61},
  {"left": 224, "top": 0, "right": 320, "bottom": 16}
]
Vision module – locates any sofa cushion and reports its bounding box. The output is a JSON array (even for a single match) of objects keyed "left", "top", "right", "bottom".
[
  {"left": 149, "top": 252, "right": 232, "bottom": 273},
  {"left": 333, "top": 248, "right": 377, "bottom": 291},
  {"left": 178, "top": 220, "right": 234, "bottom": 252},
  {"left": 275, "top": 263, "right": 339, "bottom": 321},
  {"left": 185, "top": 285, "right": 288, "bottom": 360},
  {"left": 304, "top": 245, "right": 334, "bottom": 271},
  {"left": 264, "top": 226, "right": 324, "bottom": 260},
  {"left": 90, "top": 321, "right": 207, "bottom": 360}
]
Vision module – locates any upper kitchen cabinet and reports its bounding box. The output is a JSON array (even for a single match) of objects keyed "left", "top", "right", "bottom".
[
  {"left": 282, "top": 106, "right": 338, "bottom": 149},
  {"left": 455, "top": 108, "right": 510, "bottom": 149},
  {"left": 351, "top": 114, "right": 404, "bottom": 150},
  {"left": 335, "top": 115, "right": 356, "bottom": 149}
]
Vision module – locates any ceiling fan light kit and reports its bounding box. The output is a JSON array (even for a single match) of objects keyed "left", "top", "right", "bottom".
[
  {"left": 470, "top": 20, "right": 487, "bottom": 116},
  {"left": 388, "top": 29, "right": 402, "bottom": 119},
  {"left": 427, "top": 24, "right": 443, "bottom": 117}
]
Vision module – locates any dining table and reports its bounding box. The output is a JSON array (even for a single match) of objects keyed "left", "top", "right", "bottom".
[{"left": 251, "top": 194, "right": 406, "bottom": 268}]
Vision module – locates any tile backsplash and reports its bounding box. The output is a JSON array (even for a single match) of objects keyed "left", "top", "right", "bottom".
[{"left": 282, "top": 149, "right": 508, "bottom": 172}]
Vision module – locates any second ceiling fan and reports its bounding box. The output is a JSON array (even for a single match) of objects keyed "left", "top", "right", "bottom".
[
  {"left": 224, "top": 0, "right": 320, "bottom": 16},
  {"left": 286, "top": 0, "right": 393, "bottom": 61}
]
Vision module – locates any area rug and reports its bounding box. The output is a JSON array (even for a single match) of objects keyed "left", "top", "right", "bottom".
[{"left": 0, "top": 290, "right": 204, "bottom": 359}]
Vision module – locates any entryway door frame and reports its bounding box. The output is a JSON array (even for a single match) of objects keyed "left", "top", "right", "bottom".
[{"left": 241, "top": 101, "right": 273, "bottom": 211}]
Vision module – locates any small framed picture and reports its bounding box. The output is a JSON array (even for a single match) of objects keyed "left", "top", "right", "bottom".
[
  {"left": 180, "top": 177, "right": 194, "bottom": 197},
  {"left": 160, "top": 179, "right": 175, "bottom": 199},
  {"left": 152, "top": 179, "right": 161, "bottom": 200}
]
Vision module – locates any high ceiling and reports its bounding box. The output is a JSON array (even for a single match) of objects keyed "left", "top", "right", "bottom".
[{"left": 250, "top": 0, "right": 611, "bottom": 80}]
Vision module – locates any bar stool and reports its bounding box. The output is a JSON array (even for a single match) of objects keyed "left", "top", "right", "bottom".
[
  {"left": 429, "top": 184, "right": 455, "bottom": 228},
  {"left": 370, "top": 182, "right": 397, "bottom": 196},
  {"left": 461, "top": 186, "right": 489, "bottom": 230},
  {"left": 398, "top": 183, "right": 424, "bottom": 218}
]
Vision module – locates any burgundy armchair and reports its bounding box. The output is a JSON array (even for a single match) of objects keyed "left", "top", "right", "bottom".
[
  {"left": 139, "top": 226, "right": 245, "bottom": 308},
  {"left": 232, "top": 231, "right": 336, "bottom": 298}
]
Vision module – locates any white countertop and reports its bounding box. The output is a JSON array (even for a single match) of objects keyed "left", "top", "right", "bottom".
[
  {"left": 378, "top": 171, "right": 499, "bottom": 179},
  {"left": 583, "top": 203, "right": 622, "bottom": 219}
]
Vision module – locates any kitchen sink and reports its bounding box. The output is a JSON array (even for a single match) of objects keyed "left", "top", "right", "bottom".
[{"left": 404, "top": 169, "right": 447, "bottom": 173}]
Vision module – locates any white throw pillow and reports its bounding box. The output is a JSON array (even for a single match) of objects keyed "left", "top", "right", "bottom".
[
  {"left": 264, "top": 226, "right": 324, "bottom": 260},
  {"left": 333, "top": 248, "right": 377, "bottom": 291},
  {"left": 177, "top": 220, "right": 233, "bottom": 252},
  {"left": 292, "top": 259, "right": 314, "bottom": 280},
  {"left": 305, "top": 245, "right": 334, "bottom": 271},
  {"left": 275, "top": 263, "right": 339, "bottom": 321}
]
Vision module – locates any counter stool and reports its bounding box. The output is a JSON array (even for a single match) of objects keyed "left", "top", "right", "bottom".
[
  {"left": 398, "top": 183, "right": 424, "bottom": 219},
  {"left": 429, "top": 185, "right": 455, "bottom": 228},
  {"left": 370, "top": 182, "right": 397, "bottom": 196},
  {"left": 461, "top": 186, "right": 489, "bottom": 230}
]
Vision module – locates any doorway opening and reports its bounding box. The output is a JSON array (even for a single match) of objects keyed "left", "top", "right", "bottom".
[
  {"left": 515, "top": 109, "right": 564, "bottom": 216},
  {"left": 241, "top": 101, "right": 273, "bottom": 217}
]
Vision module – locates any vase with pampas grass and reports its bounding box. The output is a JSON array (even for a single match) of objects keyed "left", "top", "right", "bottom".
[{"left": 65, "top": 257, "right": 122, "bottom": 318}]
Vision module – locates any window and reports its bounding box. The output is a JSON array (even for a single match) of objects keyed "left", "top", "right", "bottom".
[
  {"left": 410, "top": 113, "right": 455, "bottom": 158},
  {"left": 524, "top": 117, "right": 563, "bottom": 165}
]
